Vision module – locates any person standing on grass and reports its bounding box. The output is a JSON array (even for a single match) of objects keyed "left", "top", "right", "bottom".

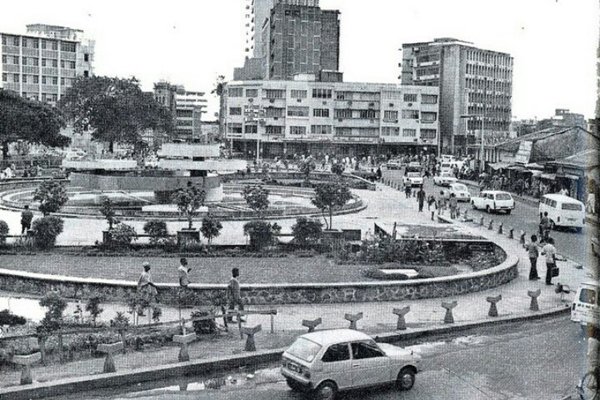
[
  {"left": 526, "top": 234, "right": 540, "bottom": 280},
  {"left": 541, "top": 237, "right": 557, "bottom": 286},
  {"left": 20, "top": 205, "right": 33, "bottom": 234},
  {"left": 137, "top": 262, "right": 159, "bottom": 315},
  {"left": 227, "top": 268, "right": 245, "bottom": 322}
]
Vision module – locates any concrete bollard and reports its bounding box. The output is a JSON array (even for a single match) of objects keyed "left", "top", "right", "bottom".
[
  {"left": 173, "top": 333, "right": 196, "bottom": 362},
  {"left": 486, "top": 295, "right": 502, "bottom": 317},
  {"left": 12, "top": 353, "right": 41, "bottom": 385},
  {"left": 528, "top": 289, "right": 541, "bottom": 311},
  {"left": 488, "top": 220, "right": 494, "bottom": 230},
  {"left": 480, "top": 217, "right": 485, "bottom": 226},
  {"left": 302, "top": 318, "right": 322, "bottom": 333},
  {"left": 97, "top": 342, "right": 124, "bottom": 373},
  {"left": 345, "top": 312, "right": 364, "bottom": 330},
  {"left": 242, "top": 325, "right": 262, "bottom": 352},
  {"left": 508, "top": 228, "right": 514, "bottom": 239},
  {"left": 393, "top": 306, "right": 411, "bottom": 330},
  {"left": 497, "top": 223, "right": 503, "bottom": 235},
  {"left": 441, "top": 301, "right": 457, "bottom": 324}
]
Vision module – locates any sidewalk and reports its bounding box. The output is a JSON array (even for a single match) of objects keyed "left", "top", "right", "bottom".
[{"left": 0, "top": 182, "right": 590, "bottom": 391}]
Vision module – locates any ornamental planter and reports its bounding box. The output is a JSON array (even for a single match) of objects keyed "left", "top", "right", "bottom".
[{"left": 177, "top": 229, "right": 200, "bottom": 246}]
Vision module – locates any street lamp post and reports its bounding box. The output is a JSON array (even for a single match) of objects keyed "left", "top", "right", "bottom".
[{"left": 460, "top": 114, "right": 485, "bottom": 173}]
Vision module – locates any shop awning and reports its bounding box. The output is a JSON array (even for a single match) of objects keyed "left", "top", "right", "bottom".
[
  {"left": 540, "top": 173, "right": 556, "bottom": 180},
  {"left": 530, "top": 170, "right": 543, "bottom": 177},
  {"left": 557, "top": 173, "right": 580, "bottom": 180},
  {"left": 508, "top": 164, "right": 529, "bottom": 171},
  {"left": 525, "top": 163, "right": 545, "bottom": 170},
  {"left": 488, "top": 162, "right": 511, "bottom": 170}
]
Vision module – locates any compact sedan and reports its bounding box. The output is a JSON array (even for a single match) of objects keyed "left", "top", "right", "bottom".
[
  {"left": 281, "top": 329, "right": 420, "bottom": 400},
  {"left": 471, "top": 190, "right": 515, "bottom": 214},
  {"left": 433, "top": 173, "right": 458, "bottom": 187},
  {"left": 441, "top": 183, "right": 471, "bottom": 202}
]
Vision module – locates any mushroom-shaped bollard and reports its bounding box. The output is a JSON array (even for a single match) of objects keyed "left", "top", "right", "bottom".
[
  {"left": 345, "top": 312, "right": 363, "bottom": 330},
  {"left": 173, "top": 333, "right": 196, "bottom": 362},
  {"left": 393, "top": 307, "right": 411, "bottom": 330},
  {"left": 302, "top": 318, "right": 322, "bottom": 333},
  {"left": 12, "top": 352, "right": 41, "bottom": 385},
  {"left": 442, "top": 301, "right": 458, "bottom": 324},
  {"left": 480, "top": 216, "right": 485, "bottom": 226},
  {"left": 97, "top": 342, "right": 123, "bottom": 373},
  {"left": 488, "top": 220, "right": 494, "bottom": 230},
  {"left": 486, "top": 295, "right": 502, "bottom": 317},
  {"left": 497, "top": 223, "right": 503, "bottom": 235},
  {"left": 508, "top": 228, "right": 514, "bottom": 239},
  {"left": 242, "top": 325, "right": 262, "bottom": 352},
  {"left": 528, "top": 289, "right": 541, "bottom": 312}
]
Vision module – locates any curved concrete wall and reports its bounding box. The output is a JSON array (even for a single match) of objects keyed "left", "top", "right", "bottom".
[{"left": 69, "top": 173, "right": 222, "bottom": 192}]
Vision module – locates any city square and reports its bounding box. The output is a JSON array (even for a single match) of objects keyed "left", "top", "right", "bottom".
[{"left": 0, "top": 1, "right": 598, "bottom": 400}]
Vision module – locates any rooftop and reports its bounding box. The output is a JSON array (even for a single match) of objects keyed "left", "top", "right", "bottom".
[{"left": 300, "top": 329, "right": 371, "bottom": 346}]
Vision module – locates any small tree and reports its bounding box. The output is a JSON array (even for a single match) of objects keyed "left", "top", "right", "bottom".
[
  {"left": 200, "top": 214, "right": 223, "bottom": 249},
  {"left": 331, "top": 162, "right": 345, "bottom": 176},
  {"left": 291, "top": 217, "right": 323, "bottom": 248},
  {"left": 299, "top": 158, "right": 316, "bottom": 185},
  {"left": 242, "top": 184, "right": 270, "bottom": 215},
  {"left": 99, "top": 197, "right": 118, "bottom": 230},
  {"left": 85, "top": 296, "right": 104, "bottom": 326},
  {"left": 172, "top": 184, "right": 206, "bottom": 229},
  {"left": 312, "top": 182, "right": 352, "bottom": 230},
  {"left": 33, "top": 180, "right": 68, "bottom": 216},
  {"left": 143, "top": 220, "right": 169, "bottom": 245},
  {"left": 39, "top": 291, "right": 67, "bottom": 331},
  {"left": 243, "top": 221, "right": 280, "bottom": 251},
  {"left": 0, "top": 220, "right": 8, "bottom": 244},
  {"left": 110, "top": 223, "right": 137, "bottom": 247},
  {"left": 32, "top": 216, "right": 64, "bottom": 249}
]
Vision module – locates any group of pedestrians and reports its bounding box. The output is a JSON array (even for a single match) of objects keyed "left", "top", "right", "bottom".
[{"left": 526, "top": 234, "right": 558, "bottom": 286}]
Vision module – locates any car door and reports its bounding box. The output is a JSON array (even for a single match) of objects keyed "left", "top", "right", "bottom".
[
  {"left": 319, "top": 343, "right": 353, "bottom": 389},
  {"left": 350, "top": 340, "right": 390, "bottom": 387}
]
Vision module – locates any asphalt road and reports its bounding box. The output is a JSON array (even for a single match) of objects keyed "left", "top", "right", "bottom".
[{"left": 382, "top": 169, "right": 592, "bottom": 267}]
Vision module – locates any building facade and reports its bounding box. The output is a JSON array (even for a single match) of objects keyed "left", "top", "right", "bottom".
[
  {"left": 0, "top": 24, "right": 94, "bottom": 104},
  {"left": 401, "top": 38, "right": 513, "bottom": 156},
  {"left": 221, "top": 78, "right": 439, "bottom": 158},
  {"left": 153, "top": 82, "right": 207, "bottom": 142}
]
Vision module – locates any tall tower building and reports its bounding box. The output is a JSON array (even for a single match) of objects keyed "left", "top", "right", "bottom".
[
  {"left": 401, "top": 38, "right": 513, "bottom": 156},
  {"left": 0, "top": 24, "right": 94, "bottom": 105}
]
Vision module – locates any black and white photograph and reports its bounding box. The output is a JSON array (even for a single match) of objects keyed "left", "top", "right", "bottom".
[{"left": 0, "top": 1, "right": 598, "bottom": 399}]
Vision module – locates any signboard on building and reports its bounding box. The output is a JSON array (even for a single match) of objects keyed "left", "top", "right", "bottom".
[{"left": 515, "top": 140, "right": 533, "bottom": 164}]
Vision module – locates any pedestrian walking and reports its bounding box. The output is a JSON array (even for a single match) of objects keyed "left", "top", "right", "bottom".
[
  {"left": 227, "top": 267, "right": 245, "bottom": 323},
  {"left": 526, "top": 235, "right": 540, "bottom": 280},
  {"left": 20, "top": 205, "right": 33, "bottom": 234},
  {"left": 178, "top": 257, "right": 191, "bottom": 288},
  {"left": 416, "top": 187, "right": 426, "bottom": 212},
  {"left": 404, "top": 184, "right": 412, "bottom": 199},
  {"left": 427, "top": 195, "right": 436, "bottom": 211},
  {"left": 541, "top": 237, "right": 557, "bottom": 286},
  {"left": 539, "top": 211, "right": 551, "bottom": 242},
  {"left": 137, "top": 262, "right": 159, "bottom": 315},
  {"left": 449, "top": 193, "right": 458, "bottom": 219}
]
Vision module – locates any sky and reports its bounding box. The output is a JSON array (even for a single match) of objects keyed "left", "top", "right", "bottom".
[{"left": 1, "top": 0, "right": 597, "bottom": 120}]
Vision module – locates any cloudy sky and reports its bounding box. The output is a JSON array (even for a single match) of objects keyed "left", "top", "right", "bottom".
[{"left": 1, "top": 0, "right": 597, "bottom": 119}]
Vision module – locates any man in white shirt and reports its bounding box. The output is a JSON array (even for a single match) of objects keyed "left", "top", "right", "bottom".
[
  {"left": 541, "top": 237, "right": 557, "bottom": 286},
  {"left": 178, "top": 257, "right": 191, "bottom": 288}
]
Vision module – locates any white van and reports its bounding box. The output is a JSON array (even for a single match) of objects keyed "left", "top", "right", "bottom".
[
  {"left": 571, "top": 282, "right": 600, "bottom": 328},
  {"left": 539, "top": 194, "right": 585, "bottom": 232}
]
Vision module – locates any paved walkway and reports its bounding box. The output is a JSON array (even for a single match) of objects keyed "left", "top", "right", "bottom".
[{"left": 0, "top": 182, "right": 593, "bottom": 389}]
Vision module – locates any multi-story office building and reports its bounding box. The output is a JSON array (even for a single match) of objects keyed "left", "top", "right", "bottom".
[
  {"left": 221, "top": 78, "right": 439, "bottom": 157},
  {"left": 0, "top": 24, "right": 94, "bottom": 104},
  {"left": 153, "top": 81, "right": 207, "bottom": 142},
  {"left": 401, "top": 38, "right": 513, "bottom": 156}
]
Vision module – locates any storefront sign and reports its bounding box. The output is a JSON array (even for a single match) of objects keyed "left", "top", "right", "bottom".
[{"left": 515, "top": 141, "right": 533, "bottom": 164}]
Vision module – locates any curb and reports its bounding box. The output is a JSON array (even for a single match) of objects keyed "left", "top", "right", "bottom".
[{"left": 0, "top": 306, "right": 571, "bottom": 400}]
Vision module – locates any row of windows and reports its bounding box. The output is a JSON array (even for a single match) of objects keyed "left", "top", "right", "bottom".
[
  {"left": 2, "top": 73, "right": 74, "bottom": 85},
  {"left": 17, "top": 93, "right": 58, "bottom": 102},
  {"left": 228, "top": 87, "right": 435, "bottom": 103},
  {"left": 1, "top": 55, "right": 76, "bottom": 69},
  {"left": 466, "top": 50, "right": 512, "bottom": 67},
  {"left": 1, "top": 36, "right": 77, "bottom": 52},
  {"left": 228, "top": 124, "right": 436, "bottom": 138},
  {"left": 466, "top": 64, "right": 511, "bottom": 80}
]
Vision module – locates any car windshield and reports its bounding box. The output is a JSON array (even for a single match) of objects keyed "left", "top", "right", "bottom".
[
  {"left": 407, "top": 172, "right": 420, "bottom": 177},
  {"left": 496, "top": 193, "right": 512, "bottom": 200},
  {"left": 562, "top": 203, "right": 582, "bottom": 211},
  {"left": 286, "top": 338, "right": 322, "bottom": 363},
  {"left": 453, "top": 184, "right": 467, "bottom": 191}
]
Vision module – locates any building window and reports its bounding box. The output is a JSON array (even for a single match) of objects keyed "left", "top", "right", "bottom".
[
  {"left": 51, "top": 41, "right": 58, "bottom": 50},
  {"left": 229, "top": 107, "right": 242, "bottom": 116},
  {"left": 1, "top": 36, "right": 5, "bottom": 45},
  {"left": 41, "top": 40, "right": 47, "bottom": 49},
  {"left": 33, "top": 75, "right": 39, "bottom": 84},
  {"left": 52, "top": 59, "right": 58, "bottom": 68},
  {"left": 421, "top": 112, "right": 437, "bottom": 123},
  {"left": 266, "top": 126, "right": 283, "bottom": 135},
  {"left": 402, "top": 110, "right": 419, "bottom": 119},
  {"left": 382, "top": 127, "right": 400, "bottom": 136},
  {"left": 70, "top": 61, "right": 76, "bottom": 69},
  {"left": 13, "top": 37, "right": 19, "bottom": 46},
  {"left": 265, "top": 89, "right": 285, "bottom": 99},
  {"left": 83, "top": 70, "right": 89, "bottom": 77},
  {"left": 60, "top": 60, "right": 65, "bottom": 68},
  {"left": 265, "top": 107, "right": 285, "bottom": 118},
  {"left": 60, "top": 77, "right": 65, "bottom": 85},
  {"left": 32, "top": 39, "right": 39, "bottom": 48},
  {"left": 287, "top": 106, "right": 309, "bottom": 117},
  {"left": 383, "top": 110, "right": 398, "bottom": 122},
  {"left": 32, "top": 58, "right": 39, "bottom": 66},
  {"left": 1, "top": 55, "right": 6, "bottom": 64},
  {"left": 402, "top": 129, "right": 417, "bottom": 137},
  {"left": 359, "top": 110, "right": 377, "bottom": 119},
  {"left": 421, "top": 129, "right": 437, "bottom": 139},
  {"left": 245, "top": 124, "right": 258, "bottom": 134},
  {"left": 1, "top": 73, "right": 6, "bottom": 82},
  {"left": 22, "top": 75, "right": 28, "bottom": 84},
  {"left": 312, "top": 88, "right": 332, "bottom": 99},
  {"left": 13, "top": 56, "right": 19, "bottom": 65},
  {"left": 61, "top": 42, "right": 76, "bottom": 52},
  {"left": 227, "top": 123, "right": 243, "bottom": 134},
  {"left": 84, "top": 53, "right": 89, "bottom": 62},
  {"left": 404, "top": 93, "right": 418, "bottom": 102},
  {"left": 335, "top": 127, "right": 352, "bottom": 136},
  {"left": 290, "top": 89, "right": 307, "bottom": 99},
  {"left": 334, "top": 109, "right": 353, "bottom": 119},
  {"left": 311, "top": 125, "right": 332, "bottom": 134},
  {"left": 289, "top": 126, "right": 307, "bottom": 135},
  {"left": 13, "top": 74, "right": 19, "bottom": 83},
  {"left": 422, "top": 94, "right": 438, "bottom": 104},
  {"left": 228, "top": 87, "right": 244, "bottom": 97},
  {"left": 245, "top": 88, "right": 258, "bottom": 98},
  {"left": 42, "top": 76, "right": 47, "bottom": 85},
  {"left": 41, "top": 58, "right": 47, "bottom": 67},
  {"left": 22, "top": 57, "right": 28, "bottom": 66},
  {"left": 336, "top": 91, "right": 351, "bottom": 100},
  {"left": 313, "top": 108, "right": 329, "bottom": 117},
  {"left": 52, "top": 77, "right": 58, "bottom": 85}
]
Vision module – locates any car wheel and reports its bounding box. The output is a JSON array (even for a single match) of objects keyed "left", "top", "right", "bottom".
[
  {"left": 506, "top": 209, "right": 512, "bottom": 215},
  {"left": 396, "top": 367, "right": 416, "bottom": 391},
  {"left": 314, "top": 381, "right": 338, "bottom": 400},
  {"left": 575, "top": 227, "right": 583, "bottom": 233},
  {"left": 286, "top": 378, "right": 305, "bottom": 392}
]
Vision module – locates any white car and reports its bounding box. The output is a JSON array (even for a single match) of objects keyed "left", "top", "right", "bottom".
[
  {"left": 471, "top": 190, "right": 515, "bottom": 214},
  {"left": 385, "top": 159, "right": 403, "bottom": 170},
  {"left": 442, "top": 183, "right": 471, "bottom": 202},
  {"left": 281, "top": 329, "right": 420, "bottom": 399},
  {"left": 433, "top": 173, "right": 458, "bottom": 187}
]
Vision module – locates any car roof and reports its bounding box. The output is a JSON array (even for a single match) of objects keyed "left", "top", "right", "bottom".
[
  {"left": 542, "top": 193, "right": 583, "bottom": 203},
  {"left": 481, "top": 190, "right": 511, "bottom": 195},
  {"left": 299, "top": 329, "right": 372, "bottom": 346}
]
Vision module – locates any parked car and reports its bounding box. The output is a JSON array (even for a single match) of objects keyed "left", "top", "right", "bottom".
[
  {"left": 433, "top": 173, "right": 458, "bottom": 187},
  {"left": 281, "top": 329, "right": 421, "bottom": 399},
  {"left": 385, "top": 159, "right": 403, "bottom": 170},
  {"left": 471, "top": 190, "right": 515, "bottom": 214},
  {"left": 571, "top": 281, "right": 600, "bottom": 328},
  {"left": 402, "top": 165, "right": 423, "bottom": 187},
  {"left": 441, "top": 183, "right": 471, "bottom": 202},
  {"left": 538, "top": 194, "right": 585, "bottom": 232}
]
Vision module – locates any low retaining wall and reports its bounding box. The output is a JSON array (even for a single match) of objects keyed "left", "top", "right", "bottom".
[{"left": 0, "top": 252, "right": 518, "bottom": 305}]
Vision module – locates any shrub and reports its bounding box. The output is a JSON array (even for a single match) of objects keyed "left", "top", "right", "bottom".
[
  {"left": 33, "top": 180, "right": 68, "bottom": 216},
  {"left": 0, "top": 309, "right": 26, "bottom": 326},
  {"left": 191, "top": 310, "right": 217, "bottom": 335},
  {"left": 39, "top": 291, "right": 67, "bottom": 333},
  {"left": 32, "top": 216, "right": 64, "bottom": 249},
  {"left": 110, "top": 311, "right": 130, "bottom": 329},
  {"left": 0, "top": 220, "right": 8, "bottom": 244},
  {"left": 99, "top": 198, "right": 118, "bottom": 230},
  {"left": 291, "top": 217, "right": 323, "bottom": 248},
  {"left": 242, "top": 185, "right": 270, "bottom": 214},
  {"left": 200, "top": 214, "right": 223, "bottom": 247},
  {"left": 85, "top": 296, "right": 104, "bottom": 326},
  {"left": 172, "top": 184, "right": 206, "bottom": 230},
  {"left": 110, "top": 223, "right": 137, "bottom": 247},
  {"left": 143, "top": 220, "right": 169, "bottom": 245},
  {"left": 243, "top": 221, "right": 281, "bottom": 251}
]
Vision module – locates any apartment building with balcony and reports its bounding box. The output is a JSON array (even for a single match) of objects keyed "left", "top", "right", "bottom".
[
  {"left": 0, "top": 24, "right": 94, "bottom": 105},
  {"left": 401, "top": 38, "right": 512, "bottom": 156},
  {"left": 221, "top": 78, "right": 439, "bottom": 157}
]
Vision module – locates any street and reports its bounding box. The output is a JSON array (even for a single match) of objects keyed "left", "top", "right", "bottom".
[
  {"left": 382, "top": 169, "right": 593, "bottom": 267},
  {"left": 49, "top": 316, "right": 587, "bottom": 400}
]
